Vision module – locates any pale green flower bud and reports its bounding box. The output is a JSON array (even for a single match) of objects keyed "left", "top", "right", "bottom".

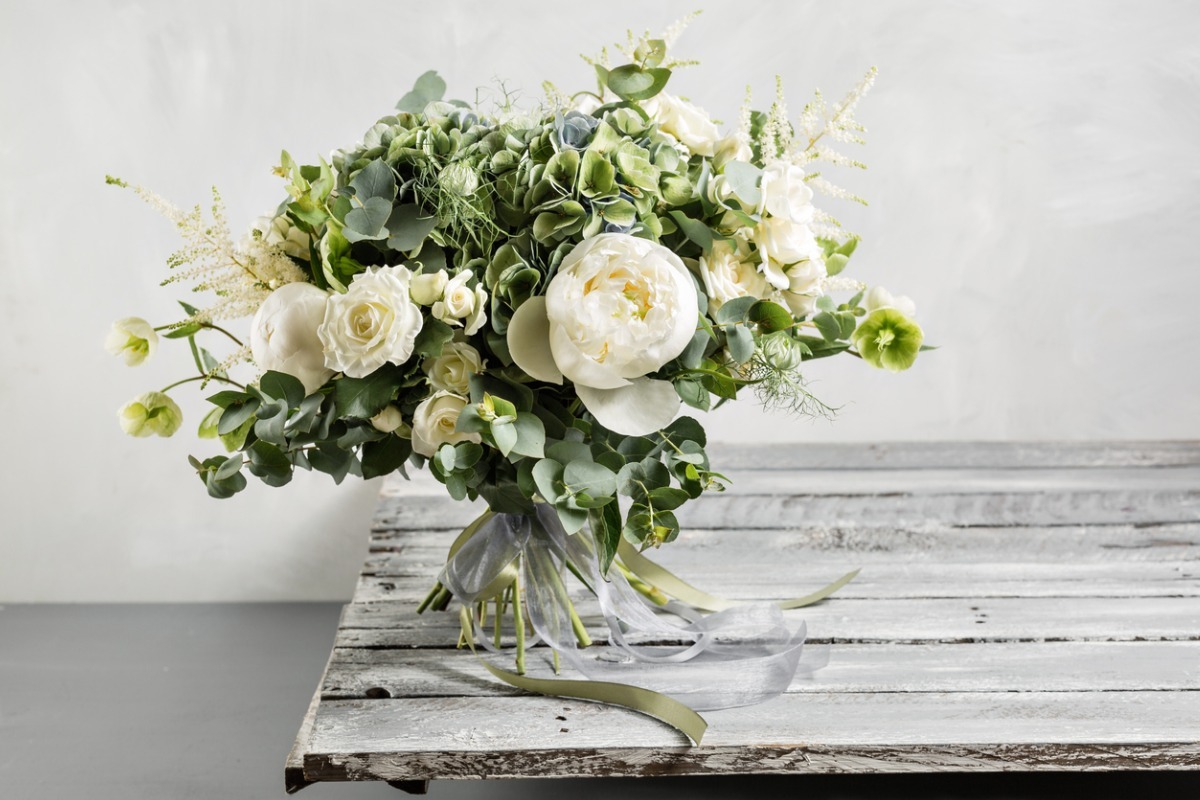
[
  {"left": 760, "top": 333, "right": 804, "bottom": 372},
  {"left": 118, "top": 391, "right": 183, "bottom": 438},
  {"left": 105, "top": 317, "right": 158, "bottom": 366},
  {"left": 439, "top": 162, "right": 480, "bottom": 197},
  {"left": 370, "top": 405, "right": 411, "bottom": 436}
]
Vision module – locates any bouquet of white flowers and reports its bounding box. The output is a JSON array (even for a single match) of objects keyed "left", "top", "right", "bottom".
[{"left": 107, "top": 16, "right": 925, "bottom": 742}]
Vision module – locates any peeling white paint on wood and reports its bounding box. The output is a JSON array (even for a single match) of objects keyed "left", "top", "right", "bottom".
[{"left": 289, "top": 443, "right": 1200, "bottom": 787}]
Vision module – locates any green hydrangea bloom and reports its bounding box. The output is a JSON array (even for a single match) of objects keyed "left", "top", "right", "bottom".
[{"left": 852, "top": 308, "right": 924, "bottom": 372}]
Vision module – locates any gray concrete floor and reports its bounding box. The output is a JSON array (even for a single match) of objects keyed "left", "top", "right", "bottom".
[{"left": 0, "top": 604, "right": 1191, "bottom": 799}]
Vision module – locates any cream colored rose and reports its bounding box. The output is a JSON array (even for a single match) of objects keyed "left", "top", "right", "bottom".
[
  {"left": 251, "top": 282, "right": 335, "bottom": 394},
  {"left": 411, "top": 391, "right": 480, "bottom": 457},
  {"left": 506, "top": 233, "right": 697, "bottom": 435},
  {"left": 758, "top": 162, "right": 815, "bottom": 224},
  {"left": 754, "top": 217, "right": 824, "bottom": 290},
  {"left": 431, "top": 271, "right": 488, "bottom": 335},
  {"left": 410, "top": 270, "right": 448, "bottom": 306},
  {"left": 424, "top": 341, "right": 485, "bottom": 395},
  {"left": 118, "top": 391, "right": 182, "bottom": 438},
  {"left": 644, "top": 93, "right": 720, "bottom": 157},
  {"left": 699, "top": 237, "right": 768, "bottom": 317},
  {"left": 318, "top": 266, "right": 423, "bottom": 379},
  {"left": 105, "top": 317, "right": 158, "bottom": 366}
]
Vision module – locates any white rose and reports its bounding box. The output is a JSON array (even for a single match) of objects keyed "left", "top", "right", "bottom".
[
  {"left": 105, "top": 317, "right": 158, "bottom": 366},
  {"left": 644, "top": 93, "right": 720, "bottom": 157},
  {"left": 431, "top": 271, "right": 488, "bottom": 335},
  {"left": 778, "top": 256, "right": 828, "bottom": 317},
  {"left": 506, "top": 233, "right": 697, "bottom": 435},
  {"left": 866, "top": 286, "right": 918, "bottom": 319},
  {"left": 318, "top": 266, "right": 423, "bottom": 379},
  {"left": 713, "top": 134, "right": 753, "bottom": 171},
  {"left": 758, "top": 162, "right": 815, "bottom": 224},
  {"left": 424, "top": 341, "right": 485, "bottom": 395},
  {"left": 410, "top": 270, "right": 448, "bottom": 306},
  {"left": 699, "top": 237, "right": 768, "bottom": 317},
  {"left": 753, "top": 217, "right": 824, "bottom": 290},
  {"left": 370, "top": 405, "right": 410, "bottom": 435},
  {"left": 253, "top": 215, "right": 310, "bottom": 260},
  {"left": 411, "top": 391, "right": 480, "bottom": 457},
  {"left": 251, "top": 282, "right": 335, "bottom": 394}
]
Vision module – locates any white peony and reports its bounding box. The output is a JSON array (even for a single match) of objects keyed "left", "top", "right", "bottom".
[
  {"left": 865, "top": 286, "right": 918, "bottom": 318},
  {"left": 644, "top": 93, "right": 720, "bottom": 157},
  {"left": 410, "top": 270, "right": 448, "bottom": 306},
  {"left": 753, "top": 217, "right": 825, "bottom": 290},
  {"left": 430, "top": 271, "right": 488, "bottom": 335},
  {"left": 105, "top": 317, "right": 158, "bottom": 366},
  {"left": 699, "top": 237, "right": 768, "bottom": 317},
  {"left": 411, "top": 391, "right": 480, "bottom": 457},
  {"left": 506, "top": 233, "right": 697, "bottom": 435},
  {"left": 251, "top": 282, "right": 335, "bottom": 394},
  {"left": 758, "top": 162, "right": 815, "bottom": 224},
  {"left": 318, "top": 266, "right": 423, "bottom": 379},
  {"left": 424, "top": 341, "right": 485, "bottom": 395}
]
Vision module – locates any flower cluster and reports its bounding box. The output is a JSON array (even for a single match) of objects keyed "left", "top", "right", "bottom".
[{"left": 108, "top": 20, "right": 925, "bottom": 563}]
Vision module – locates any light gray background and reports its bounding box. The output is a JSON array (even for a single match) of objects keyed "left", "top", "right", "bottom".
[{"left": 1, "top": 0, "right": 1197, "bottom": 601}]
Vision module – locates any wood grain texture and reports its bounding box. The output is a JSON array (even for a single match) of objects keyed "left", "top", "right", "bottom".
[{"left": 289, "top": 442, "right": 1200, "bottom": 787}]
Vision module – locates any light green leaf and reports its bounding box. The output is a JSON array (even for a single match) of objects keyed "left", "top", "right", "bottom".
[{"left": 386, "top": 204, "right": 438, "bottom": 252}]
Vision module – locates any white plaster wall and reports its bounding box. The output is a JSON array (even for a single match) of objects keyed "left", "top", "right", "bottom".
[{"left": 1, "top": 0, "right": 1196, "bottom": 601}]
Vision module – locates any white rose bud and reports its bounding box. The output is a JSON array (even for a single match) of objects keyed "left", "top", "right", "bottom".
[
  {"left": 643, "top": 93, "right": 720, "bottom": 157},
  {"left": 758, "top": 162, "right": 815, "bottom": 224},
  {"left": 410, "top": 391, "right": 481, "bottom": 457},
  {"left": 779, "top": 255, "right": 828, "bottom": 317},
  {"left": 318, "top": 266, "right": 424, "bottom": 378},
  {"left": 118, "top": 391, "right": 183, "bottom": 438},
  {"left": 410, "top": 270, "right": 449, "bottom": 306},
  {"left": 754, "top": 217, "right": 824, "bottom": 290},
  {"left": 699, "top": 237, "right": 768, "bottom": 317},
  {"left": 251, "top": 282, "right": 335, "bottom": 394},
  {"left": 370, "top": 404, "right": 410, "bottom": 435},
  {"left": 866, "top": 286, "right": 918, "bottom": 319},
  {"left": 425, "top": 341, "right": 485, "bottom": 395},
  {"left": 253, "top": 215, "right": 311, "bottom": 260},
  {"left": 105, "top": 317, "right": 158, "bottom": 366},
  {"left": 431, "top": 271, "right": 489, "bottom": 335},
  {"left": 713, "top": 134, "right": 753, "bottom": 171}
]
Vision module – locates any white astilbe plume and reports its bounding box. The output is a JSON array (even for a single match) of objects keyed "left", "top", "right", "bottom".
[
  {"left": 758, "top": 76, "right": 792, "bottom": 163},
  {"left": 662, "top": 11, "right": 702, "bottom": 48},
  {"left": 108, "top": 177, "right": 306, "bottom": 327}
]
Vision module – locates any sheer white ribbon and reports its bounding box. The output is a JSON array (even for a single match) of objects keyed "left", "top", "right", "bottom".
[{"left": 439, "top": 506, "right": 826, "bottom": 711}]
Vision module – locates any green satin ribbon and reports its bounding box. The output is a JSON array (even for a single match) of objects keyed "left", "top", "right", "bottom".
[
  {"left": 617, "top": 539, "right": 861, "bottom": 612},
  {"left": 458, "top": 606, "right": 708, "bottom": 745}
]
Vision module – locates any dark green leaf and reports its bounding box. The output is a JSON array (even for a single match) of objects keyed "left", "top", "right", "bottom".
[
  {"left": 748, "top": 300, "right": 794, "bottom": 333},
  {"left": 591, "top": 501, "right": 623, "bottom": 576},
  {"left": 715, "top": 295, "right": 758, "bottom": 325},
  {"left": 258, "top": 371, "right": 305, "bottom": 409},
  {"left": 217, "top": 399, "right": 260, "bottom": 435},
  {"left": 667, "top": 210, "right": 713, "bottom": 252},
  {"left": 246, "top": 440, "right": 293, "bottom": 487},
  {"left": 386, "top": 204, "right": 438, "bottom": 252},
  {"left": 334, "top": 368, "right": 401, "bottom": 419},
  {"left": 606, "top": 65, "right": 671, "bottom": 102},
  {"left": 726, "top": 325, "right": 755, "bottom": 363}
]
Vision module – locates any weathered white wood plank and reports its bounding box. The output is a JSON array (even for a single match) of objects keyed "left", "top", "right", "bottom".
[
  {"left": 319, "top": 640, "right": 1200, "bottom": 700},
  {"left": 304, "top": 691, "right": 1200, "bottom": 781},
  {"left": 380, "top": 466, "right": 1200, "bottom": 499},
  {"left": 372, "top": 490, "right": 1200, "bottom": 532},
  {"left": 353, "top": 563, "right": 1200, "bottom": 603},
  {"left": 333, "top": 595, "right": 1200, "bottom": 646}
]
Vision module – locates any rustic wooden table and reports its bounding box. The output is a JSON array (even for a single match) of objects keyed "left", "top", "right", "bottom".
[{"left": 287, "top": 442, "right": 1200, "bottom": 794}]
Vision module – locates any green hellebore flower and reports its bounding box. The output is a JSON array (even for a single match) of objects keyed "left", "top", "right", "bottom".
[
  {"left": 851, "top": 308, "right": 924, "bottom": 372},
  {"left": 105, "top": 317, "right": 158, "bottom": 366},
  {"left": 119, "top": 391, "right": 183, "bottom": 438}
]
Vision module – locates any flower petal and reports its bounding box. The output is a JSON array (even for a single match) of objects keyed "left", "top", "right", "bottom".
[
  {"left": 506, "top": 296, "right": 563, "bottom": 385},
  {"left": 576, "top": 378, "right": 681, "bottom": 436},
  {"left": 549, "top": 325, "right": 629, "bottom": 390}
]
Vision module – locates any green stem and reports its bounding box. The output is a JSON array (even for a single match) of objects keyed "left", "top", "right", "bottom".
[
  {"left": 512, "top": 570, "right": 526, "bottom": 675},
  {"left": 160, "top": 374, "right": 245, "bottom": 393},
  {"left": 566, "top": 595, "right": 593, "bottom": 647},
  {"left": 416, "top": 582, "right": 444, "bottom": 614},
  {"left": 615, "top": 560, "right": 670, "bottom": 606},
  {"left": 493, "top": 596, "right": 503, "bottom": 649}
]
